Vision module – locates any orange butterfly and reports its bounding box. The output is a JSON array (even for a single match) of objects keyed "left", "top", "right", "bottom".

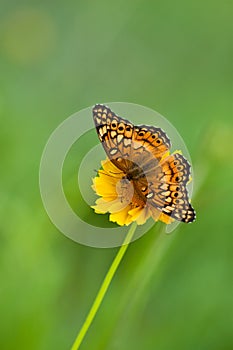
[{"left": 93, "top": 104, "right": 195, "bottom": 223}]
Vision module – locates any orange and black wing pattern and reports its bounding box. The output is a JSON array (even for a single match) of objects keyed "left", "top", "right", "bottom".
[
  {"left": 93, "top": 104, "right": 195, "bottom": 223},
  {"left": 146, "top": 153, "right": 196, "bottom": 223}
]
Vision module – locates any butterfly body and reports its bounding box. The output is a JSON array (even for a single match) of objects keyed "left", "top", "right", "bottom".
[{"left": 93, "top": 104, "right": 196, "bottom": 223}]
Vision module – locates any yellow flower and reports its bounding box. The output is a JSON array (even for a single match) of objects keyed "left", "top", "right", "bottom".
[{"left": 92, "top": 159, "right": 174, "bottom": 226}]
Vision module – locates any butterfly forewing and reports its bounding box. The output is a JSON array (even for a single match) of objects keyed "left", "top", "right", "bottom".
[
  {"left": 133, "top": 125, "right": 171, "bottom": 161},
  {"left": 93, "top": 104, "right": 135, "bottom": 172}
]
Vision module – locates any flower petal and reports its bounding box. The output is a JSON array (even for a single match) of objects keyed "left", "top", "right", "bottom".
[
  {"left": 109, "top": 205, "right": 133, "bottom": 226},
  {"left": 92, "top": 176, "right": 117, "bottom": 200},
  {"left": 128, "top": 206, "right": 151, "bottom": 225},
  {"left": 108, "top": 200, "right": 131, "bottom": 213},
  {"left": 91, "top": 198, "right": 112, "bottom": 213},
  {"left": 149, "top": 206, "right": 161, "bottom": 222},
  {"left": 101, "top": 160, "right": 124, "bottom": 178},
  {"left": 158, "top": 212, "right": 174, "bottom": 224}
]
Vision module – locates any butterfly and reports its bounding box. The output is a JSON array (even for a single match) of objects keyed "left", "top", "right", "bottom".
[{"left": 92, "top": 104, "right": 196, "bottom": 223}]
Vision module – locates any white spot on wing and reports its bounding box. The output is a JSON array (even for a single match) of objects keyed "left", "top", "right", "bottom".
[
  {"left": 133, "top": 142, "right": 142, "bottom": 149},
  {"left": 117, "top": 135, "right": 123, "bottom": 143},
  {"left": 124, "top": 139, "right": 131, "bottom": 146},
  {"left": 111, "top": 131, "right": 117, "bottom": 138},
  {"left": 110, "top": 148, "right": 118, "bottom": 155},
  {"left": 102, "top": 125, "right": 107, "bottom": 135}
]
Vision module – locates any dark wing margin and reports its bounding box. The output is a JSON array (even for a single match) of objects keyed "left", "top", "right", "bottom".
[
  {"left": 92, "top": 104, "right": 135, "bottom": 171},
  {"left": 145, "top": 153, "right": 196, "bottom": 223}
]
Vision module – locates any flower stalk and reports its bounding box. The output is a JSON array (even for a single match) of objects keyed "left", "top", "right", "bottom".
[{"left": 70, "top": 221, "right": 138, "bottom": 350}]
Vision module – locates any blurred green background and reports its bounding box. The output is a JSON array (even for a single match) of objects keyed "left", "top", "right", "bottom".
[{"left": 0, "top": 1, "right": 232, "bottom": 349}]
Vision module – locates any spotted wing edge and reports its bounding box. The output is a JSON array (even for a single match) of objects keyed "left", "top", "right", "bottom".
[
  {"left": 93, "top": 104, "right": 171, "bottom": 158},
  {"left": 148, "top": 153, "right": 196, "bottom": 223}
]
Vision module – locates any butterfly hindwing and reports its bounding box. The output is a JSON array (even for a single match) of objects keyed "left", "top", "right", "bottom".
[{"left": 145, "top": 153, "right": 195, "bottom": 223}]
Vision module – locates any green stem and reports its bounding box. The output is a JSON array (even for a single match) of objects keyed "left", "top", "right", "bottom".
[{"left": 70, "top": 221, "right": 138, "bottom": 350}]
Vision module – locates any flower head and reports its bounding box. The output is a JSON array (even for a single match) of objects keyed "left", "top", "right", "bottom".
[{"left": 92, "top": 159, "right": 174, "bottom": 226}]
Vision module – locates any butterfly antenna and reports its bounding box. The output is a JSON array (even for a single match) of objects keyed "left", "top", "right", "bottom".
[
  {"left": 109, "top": 170, "right": 124, "bottom": 175},
  {"left": 94, "top": 169, "right": 115, "bottom": 178}
]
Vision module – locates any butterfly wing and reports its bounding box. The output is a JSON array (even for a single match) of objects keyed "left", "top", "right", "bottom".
[
  {"left": 93, "top": 104, "right": 134, "bottom": 172},
  {"left": 133, "top": 124, "right": 171, "bottom": 161},
  {"left": 93, "top": 104, "right": 171, "bottom": 171},
  {"left": 146, "top": 153, "right": 196, "bottom": 223},
  {"left": 93, "top": 104, "right": 195, "bottom": 223}
]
